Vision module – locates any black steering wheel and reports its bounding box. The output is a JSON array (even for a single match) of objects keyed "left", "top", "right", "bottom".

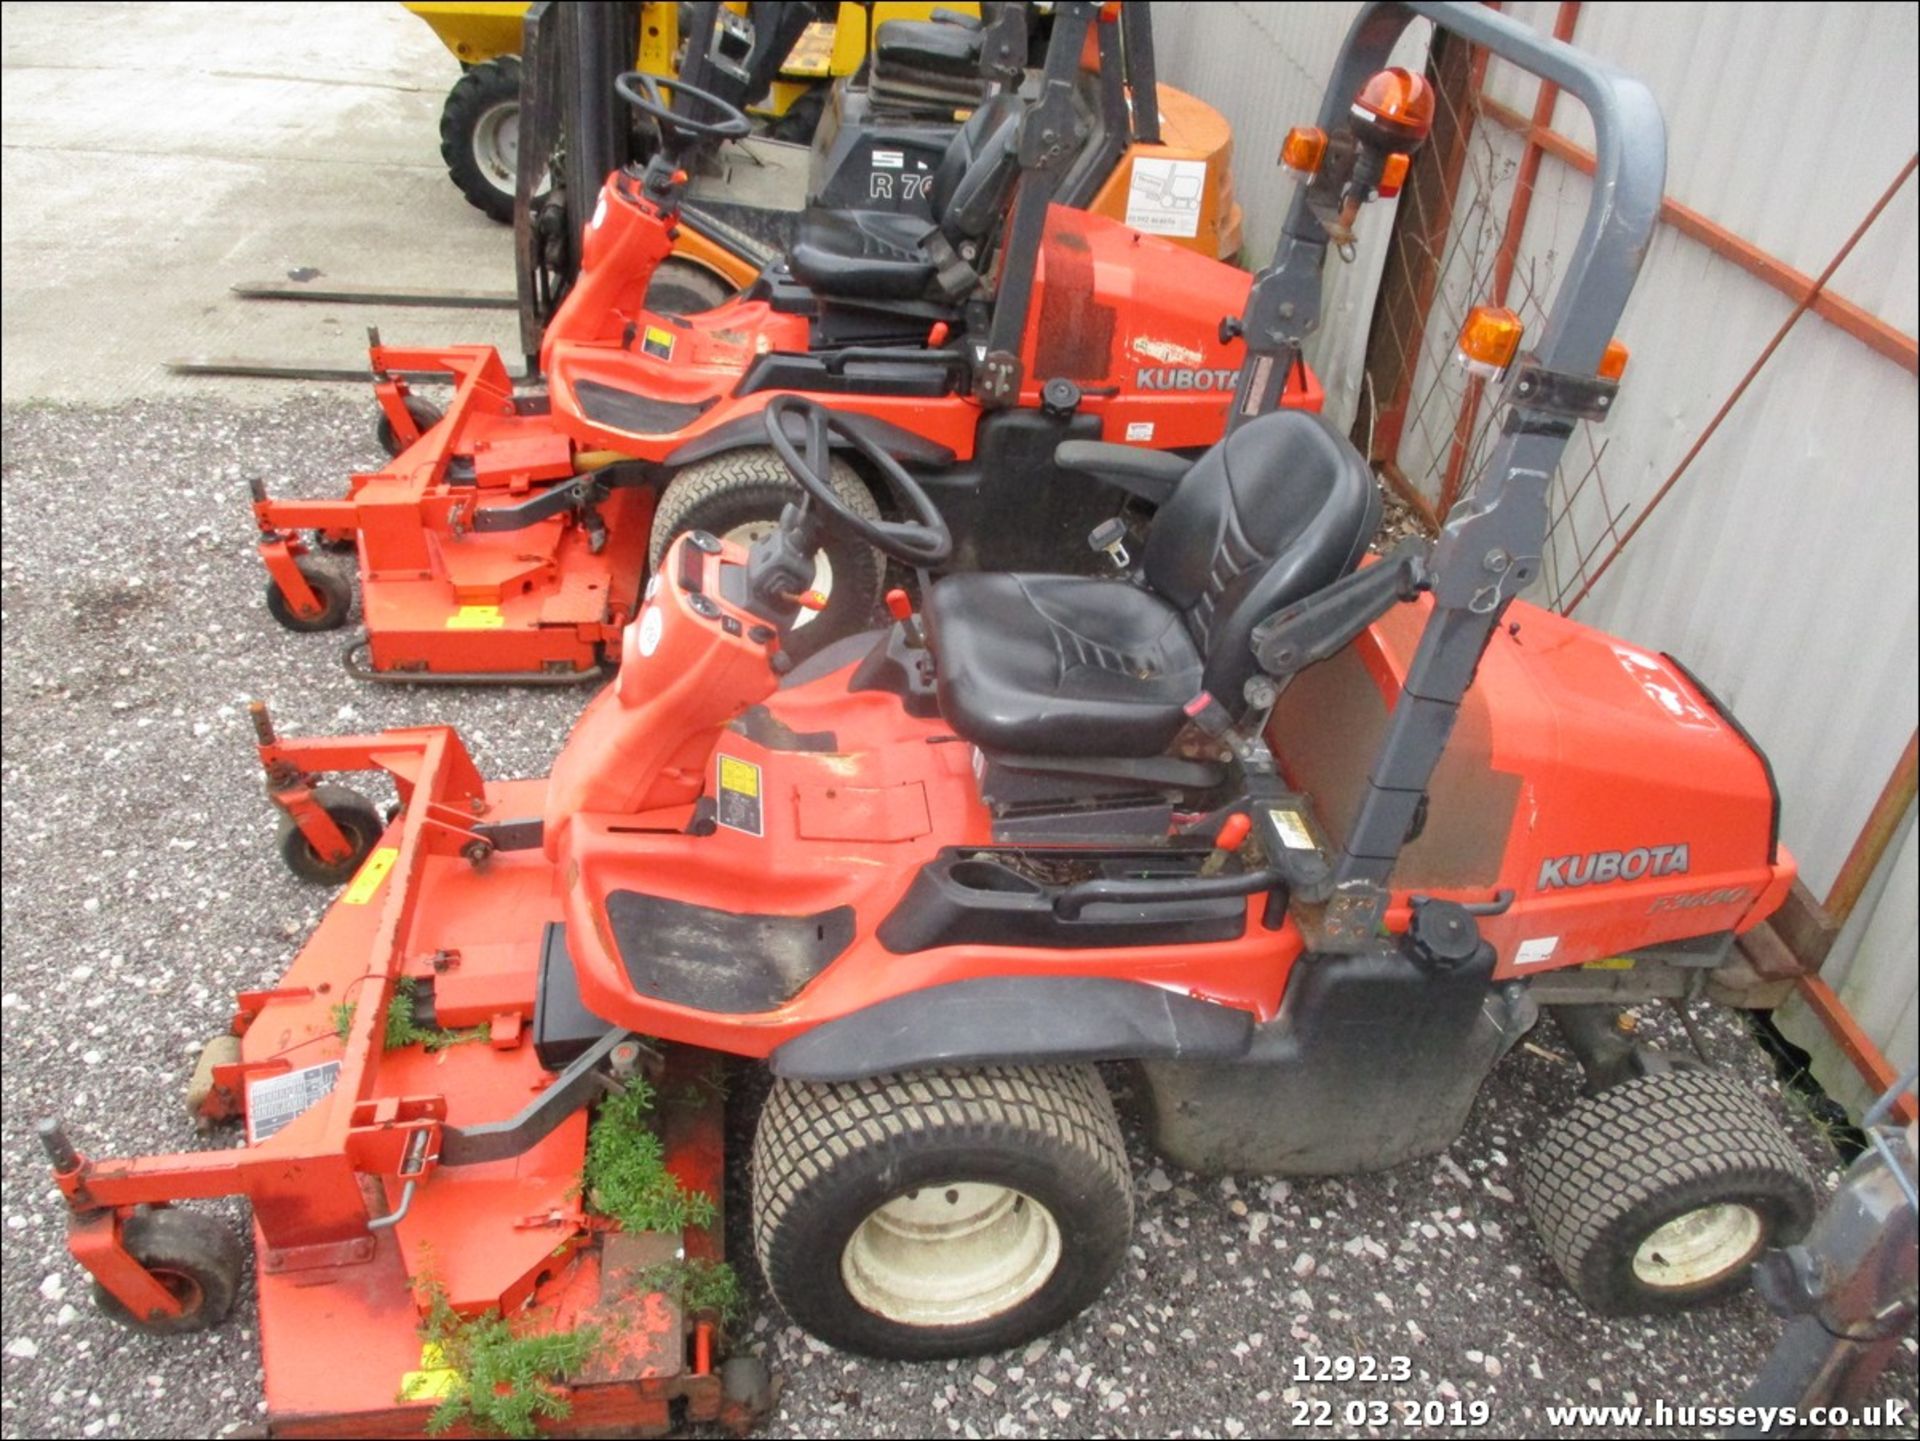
[
  {"left": 763, "top": 396, "right": 953, "bottom": 566},
  {"left": 613, "top": 71, "right": 754, "bottom": 145}
]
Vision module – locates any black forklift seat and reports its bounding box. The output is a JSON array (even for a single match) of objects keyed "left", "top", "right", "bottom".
[
  {"left": 787, "top": 93, "right": 1023, "bottom": 301},
  {"left": 924, "top": 411, "right": 1381, "bottom": 758},
  {"left": 873, "top": 17, "right": 984, "bottom": 78}
]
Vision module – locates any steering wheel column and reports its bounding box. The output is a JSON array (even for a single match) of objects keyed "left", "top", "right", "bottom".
[{"left": 746, "top": 396, "right": 954, "bottom": 629}]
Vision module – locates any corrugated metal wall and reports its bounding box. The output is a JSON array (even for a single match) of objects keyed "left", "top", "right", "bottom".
[{"left": 1154, "top": 1, "right": 1919, "bottom": 1112}]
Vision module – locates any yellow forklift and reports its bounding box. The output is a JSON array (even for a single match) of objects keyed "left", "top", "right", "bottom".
[{"left": 405, "top": 1, "right": 973, "bottom": 222}]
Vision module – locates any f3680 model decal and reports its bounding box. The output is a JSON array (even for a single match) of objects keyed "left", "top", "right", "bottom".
[{"left": 1537, "top": 844, "right": 1690, "bottom": 890}]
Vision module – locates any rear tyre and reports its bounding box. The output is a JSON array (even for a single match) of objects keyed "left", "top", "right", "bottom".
[
  {"left": 375, "top": 395, "right": 446, "bottom": 458},
  {"left": 649, "top": 449, "right": 885, "bottom": 652},
  {"left": 264, "top": 561, "right": 351, "bottom": 633},
  {"left": 1521, "top": 1068, "right": 1817, "bottom": 1314},
  {"left": 645, "top": 257, "right": 737, "bottom": 316},
  {"left": 276, "top": 784, "right": 384, "bottom": 885},
  {"left": 91, "top": 1209, "right": 245, "bottom": 1336},
  {"left": 751, "top": 1066, "right": 1132, "bottom": 1359},
  {"left": 440, "top": 56, "right": 529, "bottom": 223}
]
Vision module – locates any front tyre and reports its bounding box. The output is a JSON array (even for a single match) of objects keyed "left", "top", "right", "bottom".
[
  {"left": 440, "top": 56, "right": 535, "bottom": 223},
  {"left": 751, "top": 1066, "right": 1132, "bottom": 1359},
  {"left": 1521, "top": 1068, "right": 1817, "bottom": 1314}
]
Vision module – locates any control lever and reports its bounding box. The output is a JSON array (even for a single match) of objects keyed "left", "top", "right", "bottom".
[{"left": 1088, "top": 517, "right": 1130, "bottom": 570}]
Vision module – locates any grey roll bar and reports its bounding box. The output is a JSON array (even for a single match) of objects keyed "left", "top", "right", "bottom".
[{"left": 1226, "top": 1, "right": 1667, "bottom": 940}]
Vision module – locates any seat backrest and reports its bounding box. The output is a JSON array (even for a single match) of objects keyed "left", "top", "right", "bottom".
[
  {"left": 929, "top": 93, "right": 1024, "bottom": 244},
  {"left": 1141, "top": 410, "right": 1382, "bottom": 709}
]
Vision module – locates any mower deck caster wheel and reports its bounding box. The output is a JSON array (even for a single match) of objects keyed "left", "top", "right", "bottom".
[
  {"left": 265, "top": 562, "right": 351, "bottom": 633},
  {"left": 1521, "top": 1068, "right": 1817, "bottom": 1314},
  {"left": 92, "top": 1209, "right": 245, "bottom": 1336},
  {"left": 375, "top": 395, "right": 446, "bottom": 458},
  {"left": 277, "top": 784, "right": 384, "bottom": 885},
  {"left": 311, "top": 529, "right": 356, "bottom": 555}
]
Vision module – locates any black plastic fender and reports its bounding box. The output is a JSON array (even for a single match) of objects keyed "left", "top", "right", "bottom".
[
  {"left": 664, "top": 410, "right": 957, "bottom": 471},
  {"left": 768, "top": 976, "right": 1256, "bottom": 1082}
]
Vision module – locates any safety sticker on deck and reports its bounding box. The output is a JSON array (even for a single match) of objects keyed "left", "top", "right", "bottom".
[
  {"left": 447, "top": 604, "right": 504, "bottom": 629},
  {"left": 642, "top": 325, "right": 676, "bottom": 361},
  {"left": 397, "top": 1342, "right": 461, "bottom": 1402},
  {"left": 342, "top": 846, "right": 399, "bottom": 906},
  {"left": 1125, "top": 157, "right": 1206, "bottom": 238},
  {"left": 715, "top": 755, "right": 764, "bottom": 837},
  {"left": 246, "top": 1060, "right": 342, "bottom": 1144}
]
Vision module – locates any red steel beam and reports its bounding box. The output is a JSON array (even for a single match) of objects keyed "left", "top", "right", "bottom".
[
  {"left": 1478, "top": 98, "right": 1920, "bottom": 375},
  {"left": 1795, "top": 975, "right": 1918, "bottom": 1127},
  {"left": 1561, "top": 153, "right": 1918, "bottom": 616},
  {"left": 1824, "top": 731, "right": 1919, "bottom": 928}
]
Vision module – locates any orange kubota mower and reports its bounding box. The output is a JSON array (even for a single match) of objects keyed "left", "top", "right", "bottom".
[
  {"left": 48, "top": 7, "right": 1819, "bottom": 1433},
  {"left": 250, "top": 2, "right": 1294, "bottom": 683}
]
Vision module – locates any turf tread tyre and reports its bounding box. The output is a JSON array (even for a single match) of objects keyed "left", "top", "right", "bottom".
[
  {"left": 440, "top": 57, "right": 523, "bottom": 223},
  {"left": 1521, "top": 1067, "right": 1816, "bottom": 1314},
  {"left": 752, "top": 1066, "right": 1132, "bottom": 1359},
  {"left": 645, "top": 257, "right": 737, "bottom": 316},
  {"left": 649, "top": 449, "right": 885, "bottom": 648},
  {"left": 92, "top": 1209, "right": 244, "bottom": 1335}
]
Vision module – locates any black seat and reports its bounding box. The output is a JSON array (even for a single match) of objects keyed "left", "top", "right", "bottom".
[
  {"left": 924, "top": 412, "right": 1382, "bottom": 758},
  {"left": 873, "top": 18, "right": 984, "bottom": 78},
  {"left": 787, "top": 94, "right": 1022, "bottom": 301}
]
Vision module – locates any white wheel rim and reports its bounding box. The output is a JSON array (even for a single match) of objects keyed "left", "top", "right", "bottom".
[
  {"left": 841, "top": 1183, "right": 1062, "bottom": 1327},
  {"left": 721, "top": 521, "right": 834, "bottom": 629},
  {"left": 473, "top": 100, "right": 521, "bottom": 191},
  {"left": 1631, "top": 1202, "right": 1764, "bottom": 1288}
]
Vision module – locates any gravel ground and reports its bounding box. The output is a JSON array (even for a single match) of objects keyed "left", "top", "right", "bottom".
[{"left": 3, "top": 398, "right": 1915, "bottom": 1439}]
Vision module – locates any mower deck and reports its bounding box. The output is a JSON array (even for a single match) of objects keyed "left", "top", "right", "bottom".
[{"left": 47, "top": 738, "right": 763, "bottom": 1436}]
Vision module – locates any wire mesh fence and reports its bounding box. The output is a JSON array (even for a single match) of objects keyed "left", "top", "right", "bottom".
[{"left": 1356, "top": 31, "right": 1629, "bottom": 614}]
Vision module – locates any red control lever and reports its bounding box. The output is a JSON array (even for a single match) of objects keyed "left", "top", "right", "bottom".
[{"left": 885, "top": 587, "right": 914, "bottom": 621}]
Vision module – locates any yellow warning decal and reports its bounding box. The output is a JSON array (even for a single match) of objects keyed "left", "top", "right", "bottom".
[
  {"left": 397, "top": 1341, "right": 460, "bottom": 1402},
  {"left": 1582, "top": 956, "right": 1636, "bottom": 971},
  {"left": 448, "top": 605, "right": 505, "bottom": 630},
  {"left": 715, "top": 755, "right": 764, "bottom": 836},
  {"left": 342, "top": 847, "right": 399, "bottom": 906},
  {"left": 641, "top": 325, "right": 676, "bottom": 361},
  {"left": 718, "top": 756, "right": 760, "bottom": 797}
]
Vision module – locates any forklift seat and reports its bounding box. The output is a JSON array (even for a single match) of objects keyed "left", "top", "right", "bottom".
[
  {"left": 873, "top": 18, "right": 985, "bottom": 78},
  {"left": 924, "top": 412, "right": 1381, "bottom": 758},
  {"left": 787, "top": 94, "right": 1023, "bottom": 301}
]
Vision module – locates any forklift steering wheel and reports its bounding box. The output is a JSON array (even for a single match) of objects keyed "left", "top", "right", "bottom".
[
  {"left": 764, "top": 396, "right": 953, "bottom": 566},
  {"left": 613, "top": 72, "right": 753, "bottom": 144}
]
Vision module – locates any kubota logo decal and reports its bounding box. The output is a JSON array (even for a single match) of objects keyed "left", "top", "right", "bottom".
[
  {"left": 1537, "top": 844, "right": 1690, "bottom": 890},
  {"left": 1136, "top": 366, "right": 1239, "bottom": 391}
]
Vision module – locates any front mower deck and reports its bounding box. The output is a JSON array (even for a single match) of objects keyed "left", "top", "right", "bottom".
[{"left": 46, "top": 735, "right": 764, "bottom": 1437}]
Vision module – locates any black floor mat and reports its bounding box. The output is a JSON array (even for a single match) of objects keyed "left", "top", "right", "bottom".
[{"left": 604, "top": 889, "right": 855, "bottom": 1014}]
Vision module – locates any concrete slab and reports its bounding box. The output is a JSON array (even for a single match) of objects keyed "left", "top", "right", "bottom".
[{"left": 1, "top": 0, "right": 517, "bottom": 403}]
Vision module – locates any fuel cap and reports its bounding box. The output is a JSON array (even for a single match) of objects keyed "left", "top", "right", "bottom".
[{"left": 1406, "top": 898, "right": 1480, "bottom": 969}]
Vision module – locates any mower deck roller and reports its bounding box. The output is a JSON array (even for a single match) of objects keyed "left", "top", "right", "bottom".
[{"left": 53, "top": 2, "right": 1823, "bottom": 1426}]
